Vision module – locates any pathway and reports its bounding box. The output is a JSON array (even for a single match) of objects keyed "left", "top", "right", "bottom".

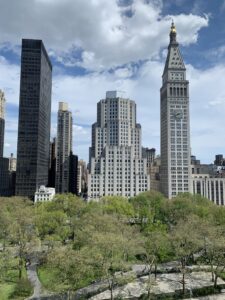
[{"left": 26, "top": 256, "right": 42, "bottom": 299}]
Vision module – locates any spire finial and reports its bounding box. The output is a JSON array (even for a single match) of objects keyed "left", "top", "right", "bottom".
[
  {"left": 170, "top": 20, "right": 177, "bottom": 44},
  {"left": 170, "top": 20, "right": 176, "bottom": 33}
]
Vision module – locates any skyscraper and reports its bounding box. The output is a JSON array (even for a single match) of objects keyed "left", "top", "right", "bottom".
[
  {"left": 0, "top": 90, "right": 5, "bottom": 157},
  {"left": 48, "top": 138, "right": 56, "bottom": 188},
  {"left": 16, "top": 39, "right": 52, "bottom": 198},
  {"left": 160, "top": 22, "right": 191, "bottom": 199},
  {"left": 88, "top": 91, "right": 150, "bottom": 200},
  {"left": 55, "top": 102, "right": 73, "bottom": 193}
]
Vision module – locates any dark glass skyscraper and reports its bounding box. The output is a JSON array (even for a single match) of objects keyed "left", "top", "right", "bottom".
[
  {"left": 0, "top": 90, "right": 5, "bottom": 158},
  {"left": 16, "top": 39, "right": 52, "bottom": 198}
]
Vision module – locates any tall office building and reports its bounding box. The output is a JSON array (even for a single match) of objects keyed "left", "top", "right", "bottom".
[
  {"left": 88, "top": 91, "right": 150, "bottom": 200},
  {"left": 69, "top": 153, "right": 78, "bottom": 195},
  {"left": 55, "top": 102, "right": 73, "bottom": 193},
  {"left": 160, "top": 22, "right": 191, "bottom": 199},
  {"left": 48, "top": 138, "right": 56, "bottom": 187},
  {"left": 0, "top": 90, "right": 5, "bottom": 157},
  {"left": 16, "top": 39, "right": 52, "bottom": 197}
]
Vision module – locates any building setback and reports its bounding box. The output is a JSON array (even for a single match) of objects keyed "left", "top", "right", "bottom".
[
  {"left": 88, "top": 91, "right": 150, "bottom": 200},
  {"left": 0, "top": 90, "right": 5, "bottom": 158},
  {"left": 16, "top": 39, "right": 52, "bottom": 198},
  {"left": 160, "top": 23, "right": 191, "bottom": 199},
  {"left": 55, "top": 102, "right": 73, "bottom": 193}
]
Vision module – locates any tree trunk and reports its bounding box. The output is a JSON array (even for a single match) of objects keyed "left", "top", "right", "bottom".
[
  {"left": 214, "top": 274, "right": 218, "bottom": 288},
  {"left": 211, "top": 265, "right": 214, "bottom": 282},
  {"left": 147, "top": 270, "right": 152, "bottom": 300},
  {"left": 18, "top": 257, "right": 23, "bottom": 279},
  {"left": 110, "top": 284, "right": 114, "bottom": 300},
  {"left": 182, "top": 272, "right": 185, "bottom": 294},
  {"left": 181, "top": 259, "right": 186, "bottom": 295},
  {"left": 154, "top": 263, "right": 157, "bottom": 279}
]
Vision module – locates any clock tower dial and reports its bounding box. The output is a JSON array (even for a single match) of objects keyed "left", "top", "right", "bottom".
[
  {"left": 173, "top": 109, "right": 183, "bottom": 120},
  {"left": 160, "top": 22, "right": 191, "bottom": 199}
]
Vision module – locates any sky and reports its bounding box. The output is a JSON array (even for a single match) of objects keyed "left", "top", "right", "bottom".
[{"left": 0, "top": 0, "right": 225, "bottom": 163}]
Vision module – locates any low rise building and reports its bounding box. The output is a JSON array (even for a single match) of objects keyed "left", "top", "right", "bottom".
[
  {"left": 34, "top": 185, "right": 55, "bottom": 203},
  {"left": 192, "top": 175, "right": 225, "bottom": 206},
  {"left": 191, "top": 155, "right": 225, "bottom": 206}
]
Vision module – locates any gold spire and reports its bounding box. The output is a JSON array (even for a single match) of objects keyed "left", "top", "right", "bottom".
[{"left": 170, "top": 21, "right": 176, "bottom": 33}]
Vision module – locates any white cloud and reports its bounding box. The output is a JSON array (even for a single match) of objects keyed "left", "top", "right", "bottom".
[
  {"left": 0, "top": 57, "right": 20, "bottom": 105},
  {"left": 3, "top": 51, "right": 225, "bottom": 163},
  {"left": 0, "top": 0, "right": 222, "bottom": 164},
  {"left": 49, "top": 60, "right": 225, "bottom": 163},
  {"left": 0, "top": 0, "right": 208, "bottom": 70}
]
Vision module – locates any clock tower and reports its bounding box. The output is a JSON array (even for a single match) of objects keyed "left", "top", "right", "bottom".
[{"left": 160, "top": 22, "right": 191, "bottom": 199}]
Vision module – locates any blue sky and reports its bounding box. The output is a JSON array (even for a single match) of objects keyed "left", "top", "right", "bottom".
[{"left": 0, "top": 0, "right": 225, "bottom": 163}]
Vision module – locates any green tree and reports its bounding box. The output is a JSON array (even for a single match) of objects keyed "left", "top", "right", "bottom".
[
  {"left": 101, "top": 196, "right": 135, "bottom": 218},
  {"left": 9, "top": 199, "right": 36, "bottom": 279},
  {"left": 130, "top": 191, "right": 166, "bottom": 229},
  {"left": 170, "top": 215, "right": 204, "bottom": 294},
  {"left": 202, "top": 224, "right": 225, "bottom": 287}
]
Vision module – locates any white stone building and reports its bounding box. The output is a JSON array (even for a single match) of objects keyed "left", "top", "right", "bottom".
[
  {"left": 192, "top": 175, "right": 225, "bottom": 206},
  {"left": 9, "top": 153, "right": 17, "bottom": 172},
  {"left": 88, "top": 91, "right": 150, "bottom": 200},
  {"left": 77, "top": 160, "right": 88, "bottom": 195},
  {"left": 34, "top": 185, "right": 55, "bottom": 203}
]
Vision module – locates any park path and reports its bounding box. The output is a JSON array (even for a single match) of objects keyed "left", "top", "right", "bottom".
[
  {"left": 26, "top": 256, "right": 42, "bottom": 299},
  {"left": 185, "top": 296, "right": 225, "bottom": 300}
]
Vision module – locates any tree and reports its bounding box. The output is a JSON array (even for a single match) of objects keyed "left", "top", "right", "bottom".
[
  {"left": 46, "top": 245, "right": 95, "bottom": 291},
  {"left": 170, "top": 215, "right": 204, "bottom": 294},
  {"left": 202, "top": 224, "right": 225, "bottom": 287},
  {"left": 101, "top": 196, "right": 135, "bottom": 218},
  {"left": 0, "top": 203, "right": 11, "bottom": 251},
  {"left": 130, "top": 191, "right": 166, "bottom": 230},
  {"left": 9, "top": 199, "right": 36, "bottom": 279},
  {"left": 35, "top": 208, "right": 68, "bottom": 241},
  {"left": 89, "top": 221, "right": 140, "bottom": 300}
]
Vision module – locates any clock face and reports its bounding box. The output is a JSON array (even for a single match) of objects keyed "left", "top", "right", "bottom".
[{"left": 173, "top": 109, "right": 183, "bottom": 120}]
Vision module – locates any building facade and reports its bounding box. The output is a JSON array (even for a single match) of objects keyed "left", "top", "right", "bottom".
[
  {"left": 55, "top": 102, "right": 73, "bottom": 193},
  {"left": 77, "top": 160, "right": 88, "bottom": 196},
  {"left": 142, "top": 147, "right": 156, "bottom": 168},
  {"left": 192, "top": 175, "right": 225, "bottom": 206},
  {"left": 34, "top": 185, "right": 55, "bottom": 203},
  {"left": 88, "top": 91, "right": 150, "bottom": 200},
  {"left": 16, "top": 39, "right": 52, "bottom": 198},
  {"left": 0, "top": 157, "right": 15, "bottom": 196},
  {"left": 48, "top": 138, "right": 56, "bottom": 188},
  {"left": 9, "top": 153, "right": 17, "bottom": 172},
  {"left": 0, "top": 90, "right": 5, "bottom": 157},
  {"left": 160, "top": 22, "right": 191, "bottom": 199},
  {"left": 69, "top": 154, "right": 78, "bottom": 195}
]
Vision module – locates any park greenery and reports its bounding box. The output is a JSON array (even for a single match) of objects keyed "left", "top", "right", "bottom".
[{"left": 1, "top": 191, "right": 225, "bottom": 299}]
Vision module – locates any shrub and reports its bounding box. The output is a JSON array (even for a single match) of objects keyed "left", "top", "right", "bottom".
[{"left": 10, "top": 278, "right": 33, "bottom": 298}]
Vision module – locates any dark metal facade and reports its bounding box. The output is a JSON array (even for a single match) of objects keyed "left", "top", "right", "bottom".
[
  {"left": 0, "top": 118, "right": 4, "bottom": 157},
  {"left": 16, "top": 39, "right": 52, "bottom": 198}
]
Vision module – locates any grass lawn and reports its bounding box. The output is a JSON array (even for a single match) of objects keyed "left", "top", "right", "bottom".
[
  {"left": 0, "top": 283, "right": 16, "bottom": 300},
  {"left": 38, "top": 266, "right": 69, "bottom": 292},
  {"left": 0, "top": 256, "right": 33, "bottom": 299}
]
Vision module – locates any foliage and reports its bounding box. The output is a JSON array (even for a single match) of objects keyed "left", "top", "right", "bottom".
[
  {"left": 1, "top": 191, "right": 225, "bottom": 297},
  {"left": 9, "top": 278, "right": 33, "bottom": 298}
]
